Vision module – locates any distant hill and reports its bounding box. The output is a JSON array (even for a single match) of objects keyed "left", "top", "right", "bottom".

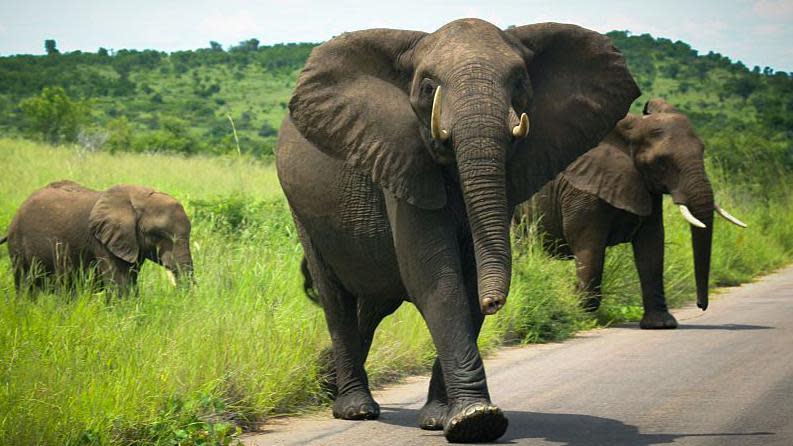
[{"left": 0, "top": 32, "right": 791, "bottom": 179}]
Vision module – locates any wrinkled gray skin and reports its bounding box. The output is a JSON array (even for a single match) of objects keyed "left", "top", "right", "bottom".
[
  {"left": 277, "top": 19, "right": 638, "bottom": 443},
  {"left": 516, "top": 99, "right": 719, "bottom": 329},
  {"left": 2, "top": 180, "right": 193, "bottom": 294}
]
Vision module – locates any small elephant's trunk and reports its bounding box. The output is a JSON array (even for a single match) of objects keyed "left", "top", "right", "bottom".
[{"left": 162, "top": 244, "right": 195, "bottom": 286}]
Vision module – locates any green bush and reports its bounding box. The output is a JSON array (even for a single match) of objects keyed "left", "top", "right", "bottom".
[{"left": 19, "top": 86, "right": 90, "bottom": 143}]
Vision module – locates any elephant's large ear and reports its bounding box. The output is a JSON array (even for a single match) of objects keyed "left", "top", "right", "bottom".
[
  {"left": 89, "top": 186, "right": 151, "bottom": 263},
  {"left": 506, "top": 23, "right": 640, "bottom": 205},
  {"left": 288, "top": 29, "right": 445, "bottom": 209},
  {"left": 562, "top": 121, "right": 653, "bottom": 216}
]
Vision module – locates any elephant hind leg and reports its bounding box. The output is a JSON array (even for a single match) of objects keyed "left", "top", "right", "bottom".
[
  {"left": 317, "top": 297, "right": 403, "bottom": 401},
  {"left": 297, "top": 230, "right": 380, "bottom": 420}
]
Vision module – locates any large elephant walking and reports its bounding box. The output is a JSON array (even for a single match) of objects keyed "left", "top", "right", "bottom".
[
  {"left": 515, "top": 99, "right": 746, "bottom": 329},
  {"left": 277, "top": 19, "right": 639, "bottom": 442},
  {"left": 2, "top": 180, "right": 193, "bottom": 294}
]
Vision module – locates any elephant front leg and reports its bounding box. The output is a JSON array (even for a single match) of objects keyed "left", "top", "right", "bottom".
[
  {"left": 632, "top": 198, "right": 677, "bottom": 329},
  {"left": 419, "top": 243, "right": 484, "bottom": 432},
  {"left": 386, "top": 195, "right": 507, "bottom": 443},
  {"left": 415, "top": 280, "right": 507, "bottom": 443},
  {"left": 572, "top": 245, "right": 606, "bottom": 312}
]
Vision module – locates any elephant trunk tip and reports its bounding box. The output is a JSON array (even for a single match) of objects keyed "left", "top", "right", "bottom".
[
  {"left": 697, "top": 299, "right": 708, "bottom": 311},
  {"left": 480, "top": 294, "right": 506, "bottom": 315}
]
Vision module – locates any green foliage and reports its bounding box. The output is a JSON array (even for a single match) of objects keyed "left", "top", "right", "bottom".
[
  {"left": 45, "top": 39, "right": 59, "bottom": 56},
  {"left": 0, "top": 42, "right": 313, "bottom": 156},
  {"left": 105, "top": 116, "right": 132, "bottom": 152},
  {"left": 19, "top": 86, "right": 90, "bottom": 143}
]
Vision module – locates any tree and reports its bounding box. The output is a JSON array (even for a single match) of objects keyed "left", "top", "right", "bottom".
[
  {"left": 106, "top": 116, "right": 132, "bottom": 152},
  {"left": 45, "top": 39, "right": 59, "bottom": 55},
  {"left": 232, "top": 38, "right": 260, "bottom": 52},
  {"left": 19, "top": 86, "right": 90, "bottom": 144},
  {"left": 209, "top": 41, "right": 223, "bottom": 52}
]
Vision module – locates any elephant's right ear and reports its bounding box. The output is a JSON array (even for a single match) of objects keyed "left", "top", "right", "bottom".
[
  {"left": 288, "top": 29, "right": 446, "bottom": 209},
  {"left": 505, "top": 23, "right": 641, "bottom": 205},
  {"left": 562, "top": 118, "right": 653, "bottom": 216},
  {"left": 89, "top": 187, "right": 140, "bottom": 263}
]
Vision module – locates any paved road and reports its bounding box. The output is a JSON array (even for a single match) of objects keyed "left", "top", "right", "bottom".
[{"left": 244, "top": 266, "right": 793, "bottom": 445}]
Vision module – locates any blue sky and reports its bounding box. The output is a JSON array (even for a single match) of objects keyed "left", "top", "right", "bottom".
[{"left": 1, "top": 0, "right": 792, "bottom": 72}]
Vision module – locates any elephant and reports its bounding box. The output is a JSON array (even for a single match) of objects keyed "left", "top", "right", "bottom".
[
  {"left": 514, "top": 99, "right": 746, "bottom": 329},
  {"left": 1, "top": 180, "right": 193, "bottom": 294},
  {"left": 276, "top": 19, "right": 639, "bottom": 442}
]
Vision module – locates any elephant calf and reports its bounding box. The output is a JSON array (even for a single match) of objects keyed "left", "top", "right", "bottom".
[
  {"left": 515, "top": 99, "right": 746, "bottom": 329},
  {"left": 1, "top": 180, "right": 193, "bottom": 293}
]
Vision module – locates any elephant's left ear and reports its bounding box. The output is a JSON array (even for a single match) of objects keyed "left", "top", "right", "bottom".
[
  {"left": 89, "top": 185, "right": 152, "bottom": 264},
  {"left": 562, "top": 134, "right": 653, "bottom": 216},
  {"left": 506, "top": 23, "right": 640, "bottom": 205},
  {"left": 288, "top": 29, "right": 446, "bottom": 209}
]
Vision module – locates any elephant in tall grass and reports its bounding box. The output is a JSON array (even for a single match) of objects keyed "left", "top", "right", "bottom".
[
  {"left": 276, "top": 18, "right": 638, "bottom": 442},
  {"left": 1, "top": 180, "right": 193, "bottom": 293},
  {"left": 515, "top": 99, "right": 746, "bottom": 329}
]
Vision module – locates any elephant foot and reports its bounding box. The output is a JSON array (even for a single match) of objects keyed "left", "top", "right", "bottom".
[
  {"left": 418, "top": 399, "right": 448, "bottom": 430},
  {"left": 640, "top": 310, "right": 678, "bottom": 329},
  {"left": 332, "top": 390, "right": 380, "bottom": 420},
  {"left": 582, "top": 296, "right": 602, "bottom": 312},
  {"left": 443, "top": 401, "right": 508, "bottom": 443}
]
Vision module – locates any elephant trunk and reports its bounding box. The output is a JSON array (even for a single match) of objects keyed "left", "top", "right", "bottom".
[
  {"left": 163, "top": 243, "right": 195, "bottom": 286},
  {"left": 673, "top": 166, "right": 714, "bottom": 310},
  {"left": 452, "top": 88, "right": 512, "bottom": 315},
  {"left": 457, "top": 147, "right": 511, "bottom": 315}
]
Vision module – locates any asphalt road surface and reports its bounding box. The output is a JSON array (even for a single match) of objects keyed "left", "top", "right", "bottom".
[{"left": 244, "top": 266, "right": 793, "bottom": 445}]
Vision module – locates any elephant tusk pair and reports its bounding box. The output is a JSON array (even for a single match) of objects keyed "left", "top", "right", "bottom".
[
  {"left": 678, "top": 204, "right": 748, "bottom": 229},
  {"left": 431, "top": 87, "right": 449, "bottom": 142},
  {"left": 431, "top": 86, "right": 530, "bottom": 141}
]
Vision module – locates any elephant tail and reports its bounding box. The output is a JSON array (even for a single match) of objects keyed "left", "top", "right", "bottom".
[
  {"left": 0, "top": 235, "right": 6, "bottom": 245},
  {"left": 301, "top": 256, "right": 320, "bottom": 304}
]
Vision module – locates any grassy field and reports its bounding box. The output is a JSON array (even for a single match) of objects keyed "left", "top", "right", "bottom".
[{"left": 1, "top": 137, "right": 792, "bottom": 445}]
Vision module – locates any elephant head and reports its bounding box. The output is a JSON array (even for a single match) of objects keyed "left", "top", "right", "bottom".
[
  {"left": 89, "top": 185, "right": 194, "bottom": 284},
  {"left": 564, "top": 98, "right": 746, "bottom": 310},
  {"left": 289, "top": 19, "right": 639, "bottom": 314}
]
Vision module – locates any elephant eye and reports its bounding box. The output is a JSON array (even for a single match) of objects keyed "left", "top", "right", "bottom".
[{"left": 420, "top": 78, "right": 437, "bottom": 100}]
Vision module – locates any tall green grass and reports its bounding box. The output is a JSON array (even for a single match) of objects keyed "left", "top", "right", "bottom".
[{"left": 1, "top": 137, "right": 792, "bottom": 445}]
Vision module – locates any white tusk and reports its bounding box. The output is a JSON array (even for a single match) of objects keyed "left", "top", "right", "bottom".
[
  {"left": 431, "top": 86, "right": 449, "bottom": 141},
  {"left": 165, "top": 270, "right": 177, "bottom": 287},
  {"left": 679, "top": 205, "right": 707, "bottom": 229},
  {"left": 512, "top": 113, "right": 529, "bottom": 138},
  {"left": 715, "top": 204, "right": 747, "bottom": 228}
]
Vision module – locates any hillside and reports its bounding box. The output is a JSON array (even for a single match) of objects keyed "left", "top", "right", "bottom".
[{"left": 0, "top": 32, "right": 791, "bottom": 177}]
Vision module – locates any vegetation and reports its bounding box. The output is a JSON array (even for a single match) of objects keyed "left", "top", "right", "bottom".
[
  {"left": 0, "top": 33, "right": 791, "bottom": 172},
  {"left": 1, "top": 31, "right": 793, "bottom": 445}
]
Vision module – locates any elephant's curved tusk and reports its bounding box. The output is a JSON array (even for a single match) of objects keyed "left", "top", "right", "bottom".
[
  {"left": 512, "top": 113, "right": 529, "bottom": 139},
  {"left": 431, "top": 86, "right": 449, "bottom": 142},
  {"left": 165, "top": 270, "right": 177, "bottom": 287},
  {"left": 679, "top": 205, "right": 707, "bottom": 229},
  {"left": 715, "top": 204, "right": 747, "bottom": 228}
]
